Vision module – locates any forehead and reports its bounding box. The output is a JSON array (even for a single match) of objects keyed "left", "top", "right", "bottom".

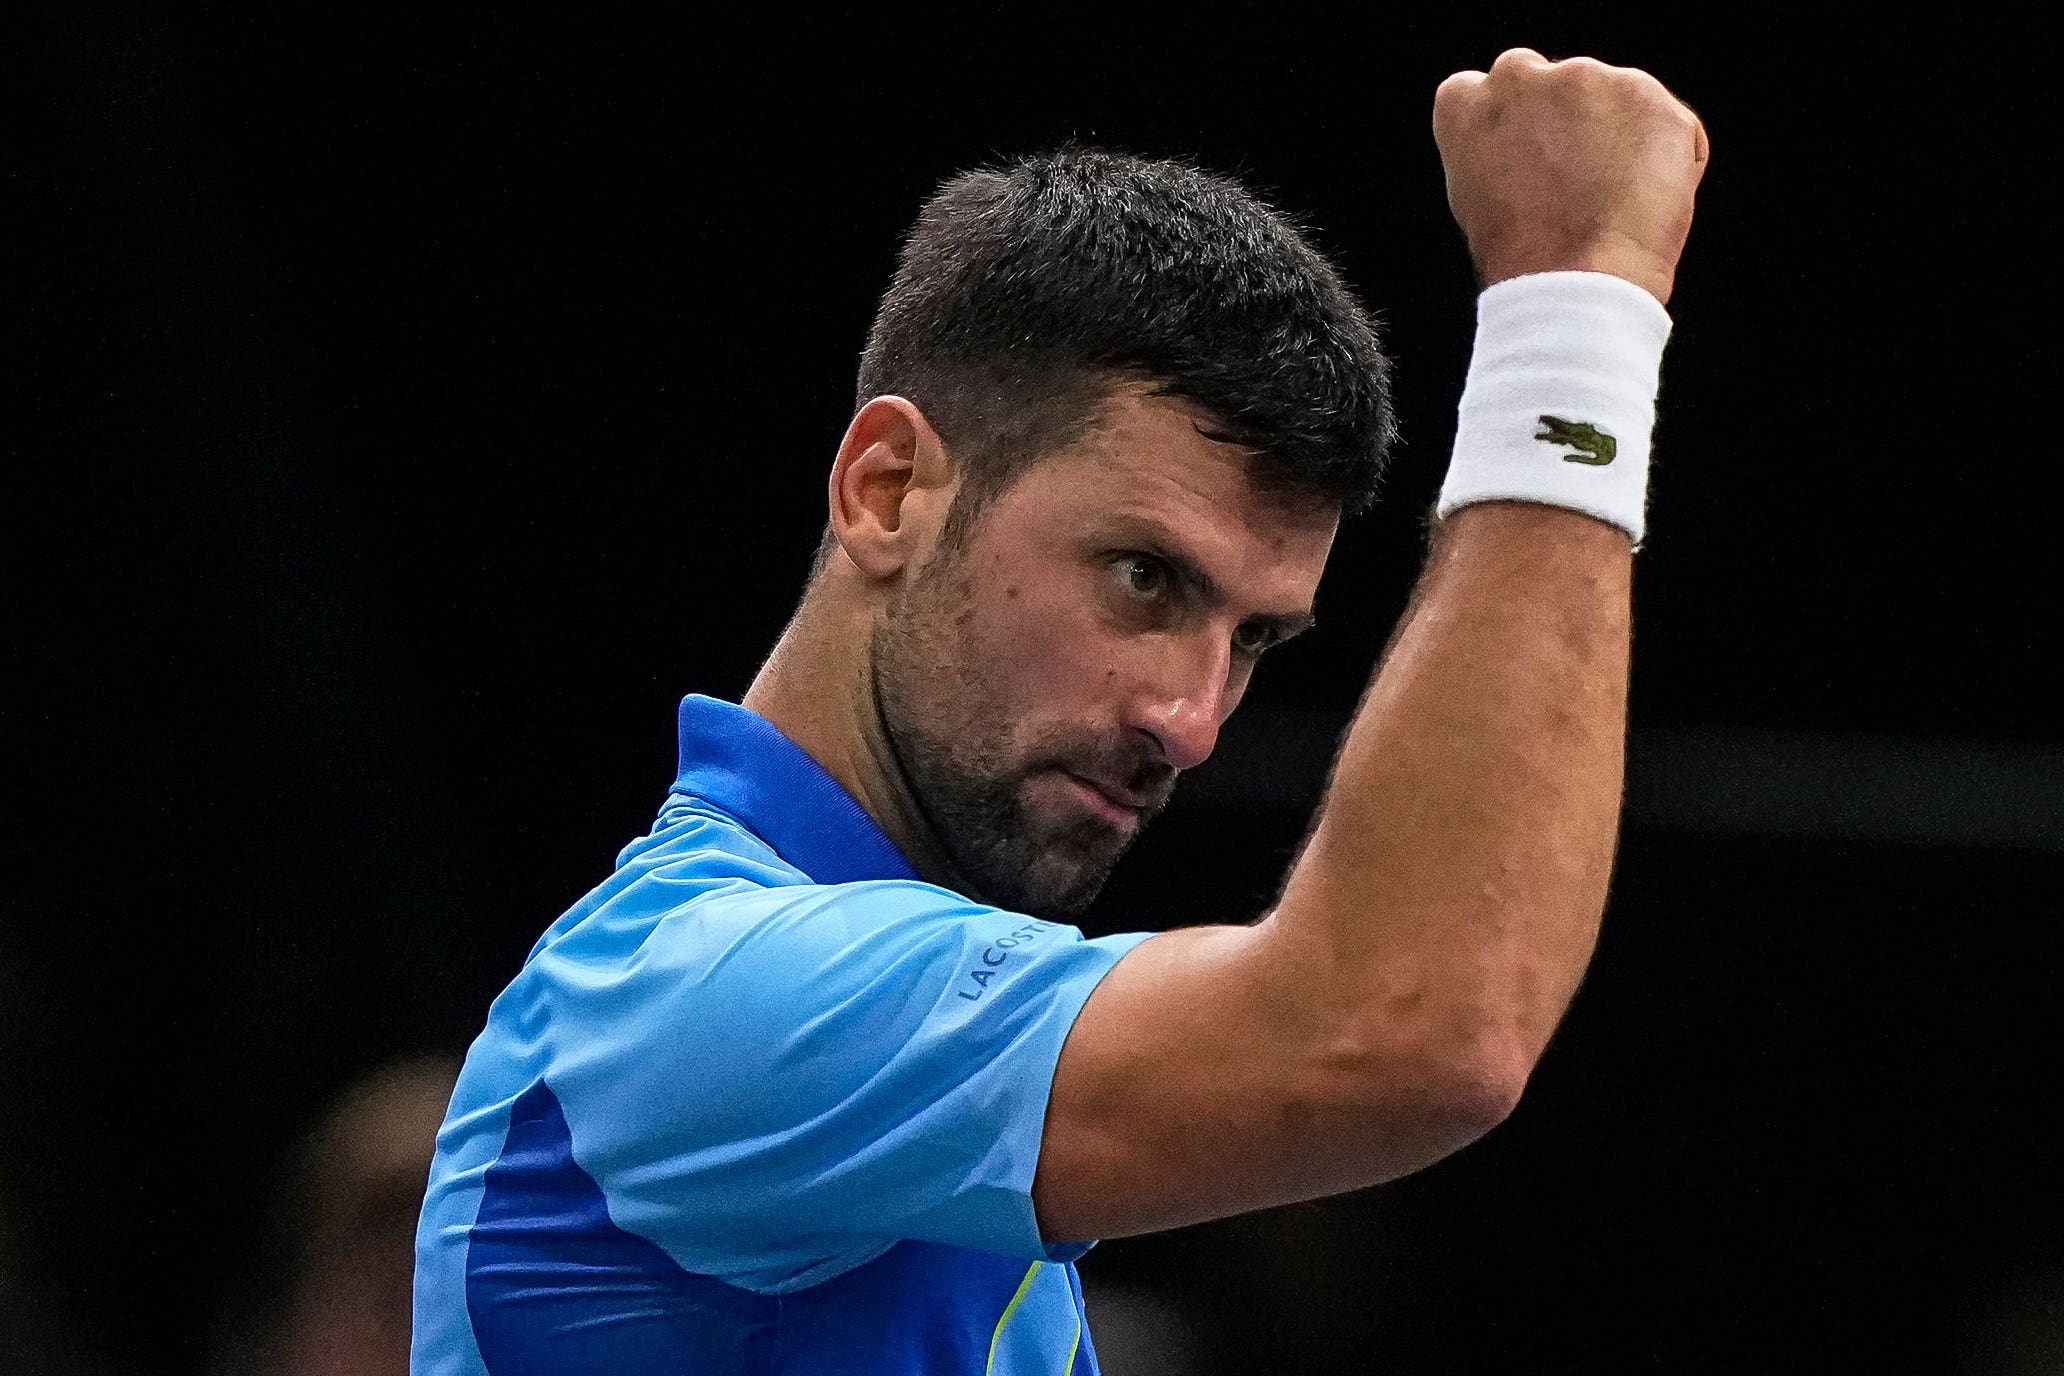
[{"left": 991, "top": 386, "right": 1340, "bottom": 584}]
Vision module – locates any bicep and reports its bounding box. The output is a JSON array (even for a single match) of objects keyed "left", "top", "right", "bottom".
[{"left": 1033, "top": 916, "right": 1496, "bottom": 1243}]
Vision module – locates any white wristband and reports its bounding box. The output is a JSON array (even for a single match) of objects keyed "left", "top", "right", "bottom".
[{"left": 1437, "top": 271, "right": 1673, "bottom": 545}]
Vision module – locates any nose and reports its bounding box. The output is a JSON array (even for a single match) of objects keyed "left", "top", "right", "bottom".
[{"left": 1124, "top": 633, "right": 1235, "bottom": 773}]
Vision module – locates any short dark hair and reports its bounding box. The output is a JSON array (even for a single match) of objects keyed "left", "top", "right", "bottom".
[{"left": 849, "top": 145, "right": 1395, "bottom": 547}]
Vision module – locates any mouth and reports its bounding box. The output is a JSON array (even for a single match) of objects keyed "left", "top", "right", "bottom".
[{"left": 1060, "top": 771, "right": 1148, "bottom": 830}]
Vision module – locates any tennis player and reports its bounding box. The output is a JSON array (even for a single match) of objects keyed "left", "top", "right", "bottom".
[{"left": 413, "top": 48, "right": 1707, "bottom": 1374}]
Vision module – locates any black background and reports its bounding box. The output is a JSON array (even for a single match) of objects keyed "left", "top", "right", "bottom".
[{"left": 11, "top": 5, "right": 2062, "bottom": 1373}]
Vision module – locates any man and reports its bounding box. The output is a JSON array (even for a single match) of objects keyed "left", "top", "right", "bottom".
[{"left": 413, "top": 49, "right": 1707, "bottom": 1374}]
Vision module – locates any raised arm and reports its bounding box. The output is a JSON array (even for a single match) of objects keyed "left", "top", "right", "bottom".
[{"left": 1034, "top": 50, "right": 1708, "bottom": 1242}]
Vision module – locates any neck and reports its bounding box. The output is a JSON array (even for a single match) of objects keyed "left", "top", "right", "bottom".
[{"left": 742, "top": 578, "right": 972, "bottom": 895}]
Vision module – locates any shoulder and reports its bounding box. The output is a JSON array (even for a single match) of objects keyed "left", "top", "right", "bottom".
[
  {"left": 526, "top": 870, "right": 1139, "bottom": 1080},
  {"left": 619, "top": 877, "right": 1078, "bottom": 1013},
  {"left": 519, "top": 850, "right": 1053, "bottom": 1024}
]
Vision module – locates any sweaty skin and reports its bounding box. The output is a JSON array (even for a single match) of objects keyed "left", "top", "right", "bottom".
[{"left": 748, "top": 49, "right": 1708, "bottom": 1243}]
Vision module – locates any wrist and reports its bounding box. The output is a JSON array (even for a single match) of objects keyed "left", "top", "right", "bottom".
[
  {"left": 1437, "top": 271, "right": 1673, "bottom": 546},
  {"left": 1476, "top": 235, "right": 1676, "bottom": 308}
]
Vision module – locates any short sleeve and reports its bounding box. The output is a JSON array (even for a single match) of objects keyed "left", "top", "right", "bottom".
[{"left": 531, "top": 879, "right": 1151, "bottom": 1294}]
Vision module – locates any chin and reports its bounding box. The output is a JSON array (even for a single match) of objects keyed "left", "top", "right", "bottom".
[
  {"left": 941, "top": 785, "right": 1130, "bottom": 918},
  {"left": 996, "top": 843, "right": 1122, "bottom": 920}
]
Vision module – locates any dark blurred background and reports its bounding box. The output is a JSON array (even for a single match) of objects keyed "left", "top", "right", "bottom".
[{"left": 10, "top": 5, "right": 2061, "bottom": 1373}]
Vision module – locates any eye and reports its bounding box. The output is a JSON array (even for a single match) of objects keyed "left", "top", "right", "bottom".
[
  {"left": 1114, "top": 554, "right": 1170, "bottom": 600},
  {"left": 1232, "top": 622, "right": 1276, "bottom": 658}
]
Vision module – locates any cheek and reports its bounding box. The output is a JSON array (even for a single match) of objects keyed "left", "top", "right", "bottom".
[
  {"left": 972, "top": 570, "right": 1119, "bottom": 711},
  {"left": 1221, "top": 658, "right": 1253, "bottom": 706}
]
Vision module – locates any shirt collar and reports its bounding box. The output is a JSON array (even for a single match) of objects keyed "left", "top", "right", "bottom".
[{"left": 669, "top": 694, "right": 920, "bottom": 885}]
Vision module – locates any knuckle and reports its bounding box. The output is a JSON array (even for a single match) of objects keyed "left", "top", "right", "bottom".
[
  {"left": 1432, "top": 71, "right": 1485, "bottom": 121},
  {"left": 1619, "top": 67, "right": 1683, "bottom": 112}
]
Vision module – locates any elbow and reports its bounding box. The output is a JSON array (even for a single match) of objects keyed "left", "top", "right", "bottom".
[
  {"left": 1417, "top": 1031, "right": 1531, "bottom": 1144},
  {"left": 1318, "top": 1022, "right": 1534, "bottom": 1179}
]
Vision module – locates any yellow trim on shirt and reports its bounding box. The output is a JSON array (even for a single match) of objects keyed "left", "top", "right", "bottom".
[{"left": 985, "top": 1261, "right": 1045, "bottom": 1375}]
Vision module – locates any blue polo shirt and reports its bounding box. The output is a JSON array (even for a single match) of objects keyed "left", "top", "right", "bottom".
[{"left": 412, "top": 695, "right": 1153, "bottom": 1374}]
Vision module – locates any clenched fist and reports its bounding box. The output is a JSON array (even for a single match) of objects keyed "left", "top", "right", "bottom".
[{"left": 1434, "top": 49, "right": 1708, "bottom": 306}]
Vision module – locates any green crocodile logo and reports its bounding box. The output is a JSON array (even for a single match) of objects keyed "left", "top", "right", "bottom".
[{"left": 1534, "top": 415, "right": 1617, "bottom": 466}]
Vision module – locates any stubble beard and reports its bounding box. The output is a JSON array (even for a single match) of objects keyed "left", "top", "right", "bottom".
[{"left": 870, "top": 559, "right": 1161, "bottom": 920}]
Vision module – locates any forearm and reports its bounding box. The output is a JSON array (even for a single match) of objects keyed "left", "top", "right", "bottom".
[{"left": 1270, "top": 500, "right": 1631, "bottom": 1093}]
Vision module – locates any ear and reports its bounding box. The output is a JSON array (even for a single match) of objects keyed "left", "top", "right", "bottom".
[{"left": 826, "top": 396, "right": 958, "bottom": 581}]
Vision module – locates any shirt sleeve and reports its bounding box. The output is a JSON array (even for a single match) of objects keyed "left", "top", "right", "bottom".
[{"left": 530, "top": 877, "right": 1152, "bottom": 1294}]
